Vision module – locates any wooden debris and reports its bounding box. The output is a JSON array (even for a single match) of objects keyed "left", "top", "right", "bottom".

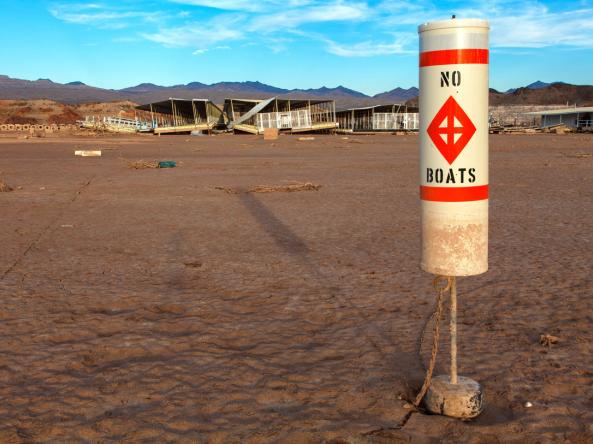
[
  {"left": 214, "top": 186, "right": 240, "bottom": 194},
  {"left": 75, "top": 150, "right": 102, "bottom": 157},
  {"left": 264, "top": 128, "right": 279, "bottom": 140},
  {"left": 0, "top": 179, "right": 13, "bottom": 192},
  {"left": 249, "top": 182, "right": 321, "bottom": 193},
  {"left": 540, "top": 334, "right": 559, "bottom": 347},
  {"left": 127, "top": 160, "right": 159, "bottom": 169},
  {"left": 563, "top": 152, "right": 592, "bottom": 159}
]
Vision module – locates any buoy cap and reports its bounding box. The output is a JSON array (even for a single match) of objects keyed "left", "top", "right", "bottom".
[{"left": 419, "top": 18, "right": 489, "bottom": 33}]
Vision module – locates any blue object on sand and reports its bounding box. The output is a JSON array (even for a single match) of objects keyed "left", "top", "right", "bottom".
[{"left": 158, "top": 161, "right": 176, "bottom": 168}]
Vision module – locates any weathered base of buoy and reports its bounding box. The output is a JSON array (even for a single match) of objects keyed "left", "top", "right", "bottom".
[{"left": 424, "top": 375, "right": 484, "bottom": 419}]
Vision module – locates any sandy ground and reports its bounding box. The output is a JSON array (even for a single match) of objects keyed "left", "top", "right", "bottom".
[{"left": 0, "top": 133, "right": 592, "bottom": 443}]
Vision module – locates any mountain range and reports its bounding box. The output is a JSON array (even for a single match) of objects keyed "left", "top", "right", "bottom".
[
  {"left": 1, "top": 75, "right": 592, "bottom": 108},
  {"left": 0, "top": 75, "right": 418, "bottom": 109}
]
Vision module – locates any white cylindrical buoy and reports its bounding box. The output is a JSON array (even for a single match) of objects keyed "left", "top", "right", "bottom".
[
  {"left": 419, "top": 18, "right": 489, "bottom": 277},
  {"left": 418, "top": 18, "right": 489, "bottom": 419}
]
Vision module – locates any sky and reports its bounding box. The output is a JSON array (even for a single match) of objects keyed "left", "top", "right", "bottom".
[{"left": 0, "top": 0, "right": 592, "bottom": 95}]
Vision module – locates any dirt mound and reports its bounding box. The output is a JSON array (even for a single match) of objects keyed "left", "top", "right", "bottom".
[
  {"left": 48, "top": 108, "right": 81, "bottom": 124},
  {"left": 5, "top": 115, "right": 37, "bottom": 124},
  {"left": 0, "top": 99, "right": 138, "bottom": 125}
]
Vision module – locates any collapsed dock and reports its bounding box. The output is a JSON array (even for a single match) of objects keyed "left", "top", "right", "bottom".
[{"left": 223, "top": 98, "right": 338, "bottom": 134}]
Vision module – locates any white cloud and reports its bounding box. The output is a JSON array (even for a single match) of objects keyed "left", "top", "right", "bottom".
[
  {"left": 489, "top": 7, "right": 593, "bottom": 48},
  {"left": 50, "top": 2, "right": 166, "bottom": 28},
  {"left": 49, "top": 0, "right": 593, "bottom": 57},
  {"left": 142, "top": 15, "right": 244, "bottom": 48},
  {"left": 325, "top": 35, "right": 416, "bottom": 57},
  {"left": 249, "top": 2, "right": 369, "bottom": 32},
  {"left": 167, "top": 0, "right": 313, "bottom": 12}
]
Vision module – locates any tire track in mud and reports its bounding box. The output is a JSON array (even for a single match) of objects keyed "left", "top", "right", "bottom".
[{"left": 1, "top": 175, "right": 95, "bottom": 281}]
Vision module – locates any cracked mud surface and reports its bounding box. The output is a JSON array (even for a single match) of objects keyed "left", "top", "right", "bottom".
[{"left": 0, "top": 133, "right": 592, "bottom": 443}]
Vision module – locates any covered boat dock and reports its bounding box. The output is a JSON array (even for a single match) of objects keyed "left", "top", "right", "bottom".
[
  {"left": 336, "top": 104, "right": 419, "bottom": 132},
  {"left": 136, "top": 99, "right": 226, "bottom": 135}
]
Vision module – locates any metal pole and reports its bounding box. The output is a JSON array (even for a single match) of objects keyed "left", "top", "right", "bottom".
[{"left": 450, "top": 276, "right": 458, "bottom": 384}]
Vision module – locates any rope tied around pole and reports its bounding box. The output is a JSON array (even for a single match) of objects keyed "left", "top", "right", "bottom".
[{"left": 413, "top": 275, "right": 452, "bottom": 407}]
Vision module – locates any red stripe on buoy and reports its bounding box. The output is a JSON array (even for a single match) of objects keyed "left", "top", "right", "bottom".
[
  {"left": 420, "top": 185, "right": 489, "bottom": 202},
  {"left": 420, "top": 49, "right": 489, "bottom": 67}
]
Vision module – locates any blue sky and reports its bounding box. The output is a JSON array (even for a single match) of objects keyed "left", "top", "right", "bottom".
[{"left": 0, "top": 0, "right": 592, "bottom": 95}]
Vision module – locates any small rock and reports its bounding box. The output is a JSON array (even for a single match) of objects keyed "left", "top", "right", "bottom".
[{"left": 524, "top": 401, "right": 533, "bottom": 408}]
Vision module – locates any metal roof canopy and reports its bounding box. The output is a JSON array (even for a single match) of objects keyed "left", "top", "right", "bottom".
[
  {"left": 336, "top": 104, "right": 418, "bottom": 113},
  {"left": 136, "top": 98, "right": 220, "bottom": 116},
  {"left": 225, "top": 97, "right": 335, "bottom": 107},
  {"left": 526, "top": 107, "right": 593, "bottom": 116}
]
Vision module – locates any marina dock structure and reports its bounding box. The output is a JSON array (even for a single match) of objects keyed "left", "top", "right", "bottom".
[
  {"left": 526, "top": 107, "right": 593, "bottom": 131},
  {"left": 335, "top": 104, "right": 419, "bottom": 132},
  {"left": 136, "top": 98, "right": 227, "bottom": 135},
  {"left": 223, "top": 98, "right": 338, "bottom": 134}
]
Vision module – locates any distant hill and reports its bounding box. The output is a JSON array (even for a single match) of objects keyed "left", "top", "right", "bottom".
[
  {"left": 374, "top": 87, "right": 419, "bottom": 102},
  {"left": 406, "top": 82, "right": 593, "bottom": 107},
  {"left": 1, "top": 74, "right": 592, "bottom": 109},
  {"left": 505, "top": 80, "right": 566, "bottom": 94},
  {"left": 490, "top": 82, "right": 593, "bottom": 106},
  {"left": 0, "top": 74, "right": 417, "bottom": 108},
  {"left": 0, "top": 75, "right": 124, "bottom": 103}
]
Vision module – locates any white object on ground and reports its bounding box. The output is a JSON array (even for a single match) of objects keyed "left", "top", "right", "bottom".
[{"left": 75, "top": 150, "right": 102, "bottom": 157}]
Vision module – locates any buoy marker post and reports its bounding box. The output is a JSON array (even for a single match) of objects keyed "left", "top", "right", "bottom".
[{"left": 418, "top": 17, "right": 490, "bottom": 419}]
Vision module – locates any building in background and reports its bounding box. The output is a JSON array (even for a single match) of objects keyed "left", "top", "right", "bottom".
[{"left": 527, "top": 107, "right": 593, "bottom": 131}]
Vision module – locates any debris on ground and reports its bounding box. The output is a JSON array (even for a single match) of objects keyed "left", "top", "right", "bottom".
[
  {"left": 540, "top": 334, "right": 559, "bottom": 347},
  {"left": 215, "top": 182, "right": 321, "bottom": 194},
  {"left": 264, "top": 128, "right": 279, "bottom": 140},
  {"left": 157, "top": 161, "right": 176, "bottom": 168},
  {"left": 249, "top": 182, "right": 321, "bottom": 193},
  {"left": 563, "top": 152, "right": 592, "bottom": 159},
  {"left": 75, "top": 150, "right": 102, "bottom": 157},
  {"left": 0, "top": 179, "right": 13, "bottom": 192},
  {"left": 214, "top": 186, "right": 240, "bottom": 194},
  {"left": 127, "top": 160, "right": 159, "bottom": 169},
  {"left": 298, "top": 137, "right": 315, "bottom": 141}
]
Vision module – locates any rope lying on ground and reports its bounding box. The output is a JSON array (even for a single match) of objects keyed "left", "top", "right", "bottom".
[{"left": 414, "top": 275, "right": 451, "bottom": 407}]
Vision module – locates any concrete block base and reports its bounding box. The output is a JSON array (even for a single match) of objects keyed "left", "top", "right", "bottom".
[{"left": 424, "top": 375, "right": 484, "bottom": 419}]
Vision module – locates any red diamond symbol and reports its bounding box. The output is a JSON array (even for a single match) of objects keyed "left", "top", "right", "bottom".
[{"left": 427, "top": 96, "right": 476, "bottom": 165}]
